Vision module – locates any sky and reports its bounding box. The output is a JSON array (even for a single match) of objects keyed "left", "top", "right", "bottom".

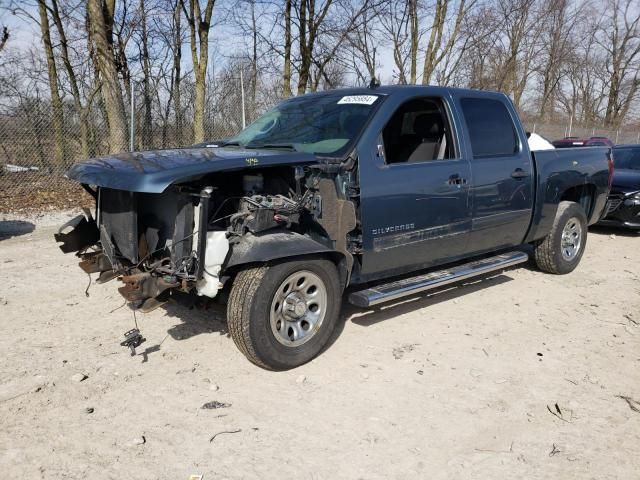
[{"left": 0, "top": 2, "right": 399, "bottom": 87}]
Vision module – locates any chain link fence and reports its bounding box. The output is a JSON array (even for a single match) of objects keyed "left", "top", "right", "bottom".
[
  {"left": 526, "top": 121, "right": 640, "bottom": 145},
  {"left": 0, "top": 80, "right": 254, "bottom": 213},
  {"left": 1, "top": 89, "right": 639, "bottom": 213}
]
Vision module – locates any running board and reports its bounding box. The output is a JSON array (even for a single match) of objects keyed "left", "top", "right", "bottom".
[{"left": 348, "top": 251, "right": 529, "bottom": 308}]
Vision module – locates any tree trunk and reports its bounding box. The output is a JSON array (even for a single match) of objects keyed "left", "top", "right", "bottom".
[
  {"left": 296, "top": 0, "right": 309, "bottom": 94},
  {"left": 250, "top": 0, "right": 257, "bottom": 119},
  {"left": 88, "top": 0, "right": 128, "bottom": 152},
  {"left": 173, "top": 1, "right": 183, "bottom": 144},
  {"left": 140, "top": 0, "right": 153, "bottom": 149},
  {"left": 283, "top": 0, "right": 292, "bottom": 97},
  {"left": 193, "top": 67, "right": 206, "bottom": 142},
  {"left": 409, "top": 0, "right": 418, "bottom": 84},
  {"left": 422, "top": 0, "right": 446, "bottom": 85},
  {"left": 37, "top": 0, "right": 65, "bottom": 166},
  {"left": 422, "top": 0, "right": 466, "bottom": 86},
  {"left": 183, "top": 0, "right": 216, "bottom": 143}
]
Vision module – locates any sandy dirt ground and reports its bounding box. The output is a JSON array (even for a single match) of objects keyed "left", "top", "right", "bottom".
[{"left": 0, "top": 211, "right": 639, "bottom": 480}]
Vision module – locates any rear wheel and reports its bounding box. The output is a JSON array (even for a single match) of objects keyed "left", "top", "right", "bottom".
[
  {"left": 534, "top": 201, "right": 587, "bottom": 274},
  {"left": 227, "top": 258, "right": 342, "bottom": 370}
]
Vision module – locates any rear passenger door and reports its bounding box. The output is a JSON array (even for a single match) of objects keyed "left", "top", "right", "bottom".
[{"left": 457, "top": 96, "right": 534, "bottom": 252}]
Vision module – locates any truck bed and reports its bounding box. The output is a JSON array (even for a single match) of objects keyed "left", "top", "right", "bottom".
[{"left": 526, "top": 146, "right": 611, "bottom": 243}]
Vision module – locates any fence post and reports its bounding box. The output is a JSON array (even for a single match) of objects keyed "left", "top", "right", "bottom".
[
  {"left": 615, "top": 130, "right": 619, "bottom": 144},
  {"left": 129, "top": 78, "right": 135, "bottom": 152}
]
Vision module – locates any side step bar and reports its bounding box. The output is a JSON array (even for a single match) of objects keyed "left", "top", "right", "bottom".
[{"left": 348, "top": 251, "right": 529, "bottom": 308}]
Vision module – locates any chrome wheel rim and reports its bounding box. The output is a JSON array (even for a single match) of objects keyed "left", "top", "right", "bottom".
[
  {"left": 561, "top": 217, "right": 582, "bottom": 261},
  {"left": 270, "top": 270, "right": 327, "bottom": 347}
]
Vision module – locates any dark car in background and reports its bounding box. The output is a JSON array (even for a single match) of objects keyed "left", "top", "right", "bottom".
[
  {"left": 553, "top": 136, "right": 614, "bottom": 148},
  {"left": 599, "top": 144, "right": 640, "bottom": 229}
]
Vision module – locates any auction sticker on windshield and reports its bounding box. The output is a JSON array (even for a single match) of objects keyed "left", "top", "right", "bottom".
[{"left": 337, "top": 95, "right": 378, "bottom": 105}]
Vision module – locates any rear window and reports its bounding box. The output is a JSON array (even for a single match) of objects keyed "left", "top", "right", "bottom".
[{"left": 460, "top": 98, "right": 519, "bottom": 158}]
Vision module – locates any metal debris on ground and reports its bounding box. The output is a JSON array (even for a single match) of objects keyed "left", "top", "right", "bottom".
[
  {"left": 201, "top": 400, "right": 231, "bottom": 410},
  {"left": 209, "top": 429, "right": 242, "bottom": 443},
  {"left": 120, "top": 328, "right": 145, "bottom": 356}
]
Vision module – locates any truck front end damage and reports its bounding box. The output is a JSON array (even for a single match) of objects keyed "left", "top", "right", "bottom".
[
  {"left": 56, "top": 185, "right": 221, "bottom": 311},
  {"left": 54, "top": 158, "right": 357, "bottom": 316}
]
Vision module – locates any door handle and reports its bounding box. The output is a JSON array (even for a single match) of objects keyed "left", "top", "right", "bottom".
[
  {"left": 511, "top": 168, "right": 529, "bottom": 179},
  {"left": 447, "top": 174, "right": 467, "bottom": 186}
]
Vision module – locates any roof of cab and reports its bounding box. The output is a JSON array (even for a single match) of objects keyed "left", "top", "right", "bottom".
[{"left": 287, "top": 84, "right": 508, "bottom": 99}]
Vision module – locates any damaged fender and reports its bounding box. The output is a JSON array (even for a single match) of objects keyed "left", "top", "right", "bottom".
[{"left": 225, "top": 230, "right": 350, "bottom": 288}]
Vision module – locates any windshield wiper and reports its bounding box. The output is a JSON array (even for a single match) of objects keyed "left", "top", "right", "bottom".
[
  {"left": 218, "top": 141, "right": 241, "bottom": 147},
  {"left": 245, "top": 143, "right": 298, "bottom": 151}
]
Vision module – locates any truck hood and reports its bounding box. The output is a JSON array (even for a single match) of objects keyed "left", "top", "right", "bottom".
[
  {"left": 611, "top": 168, "right": 640, "bottom": 194},
  {"left": 67, "top": 147, "right": 319, "bottom": 193}
]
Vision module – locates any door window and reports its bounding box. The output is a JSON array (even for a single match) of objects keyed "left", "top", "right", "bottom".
[
  {"left": 382, "top": 98, "right": 455, "bottom": 164},
  {"left": 460, "top": 98, "right": 519, "bottom": 158}
]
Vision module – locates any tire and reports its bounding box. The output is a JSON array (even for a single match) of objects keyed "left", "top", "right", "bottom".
[
  {"left": 227, "top": 257, "right": 342, "bottom": 370},
  {"left": 534, "top": 201, "right": 588, "bottom": 274}
]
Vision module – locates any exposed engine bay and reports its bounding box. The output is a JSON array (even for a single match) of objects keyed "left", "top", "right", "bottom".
[{"left": 55, "top": 165, "right": 359, "bottom": 314}]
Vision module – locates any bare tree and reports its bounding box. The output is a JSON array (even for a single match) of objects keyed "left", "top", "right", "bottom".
[
  {"left": 346, "top": 2, "right": 381, "bottom": 85},
  {"left": 600, "top": 0, "right": 640, "bottom": 126},
  {"left": 88, "top": 0, "right": 129, "bottom": 152},
  {"left": 295, "top": 0, "right": 334, "bottom": 94},
  {"left": 536, "top": 0, "right": 578, "bottom": 118},
  {"left": 139, "top": 0, "right": 152, "bottom": 148},
  {"left": 283, "top": 0, "right": 292, "bottom": 96},
  {"left": 182, "top": 0, "right": 216, "bottom": 143},
  {"left": 37, "top": 0, "right": 65, "bottom": 164},
  {"left": 49, "top": 0, "right": 101, "bottom": 158},
  {"left": 422, "top": 0, "right": 471, "bottom": 85},
  {"left": 379, "top": 0, "right": 412, "bottom": 83}
]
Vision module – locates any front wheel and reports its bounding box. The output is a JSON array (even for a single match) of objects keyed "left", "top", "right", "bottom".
[
  {"left": 227, "top": 257, "right": 342, "bottom": 370},
  {"left": 534, "top": 201, "right": 588, "bottom": 274}
]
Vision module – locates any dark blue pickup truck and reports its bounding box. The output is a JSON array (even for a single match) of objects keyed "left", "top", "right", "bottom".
[{"left": 56, "top": 85, "right": 612, "bottom": 369}]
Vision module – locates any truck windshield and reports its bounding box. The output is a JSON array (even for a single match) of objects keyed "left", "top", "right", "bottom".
[
  {"left": 223, "top": 93, "right": 382, "bottom": 156},
  {"left": 613, "top": 147, "right": 640, "bottom": 170}
]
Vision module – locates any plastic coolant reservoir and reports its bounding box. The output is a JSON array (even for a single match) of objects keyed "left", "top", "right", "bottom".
[{"left": 196, "top": 231, "right": 230, "bottom": 298}]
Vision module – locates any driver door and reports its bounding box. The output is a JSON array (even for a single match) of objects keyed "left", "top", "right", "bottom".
[{"left": 358, "top": 96, "right": 472, "bottom": 279}]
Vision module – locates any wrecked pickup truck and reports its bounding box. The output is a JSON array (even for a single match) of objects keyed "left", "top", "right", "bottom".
[{"left": 56, "top": 85, "right": 613, "bottom": 370}]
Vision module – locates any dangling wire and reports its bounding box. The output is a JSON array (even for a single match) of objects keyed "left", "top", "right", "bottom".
[
  {"left": 132, "top": 308, "right": 139, "bottom": 330},
  {"left": 84, "top": 273, "right": 92, "bottom": 297}
]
